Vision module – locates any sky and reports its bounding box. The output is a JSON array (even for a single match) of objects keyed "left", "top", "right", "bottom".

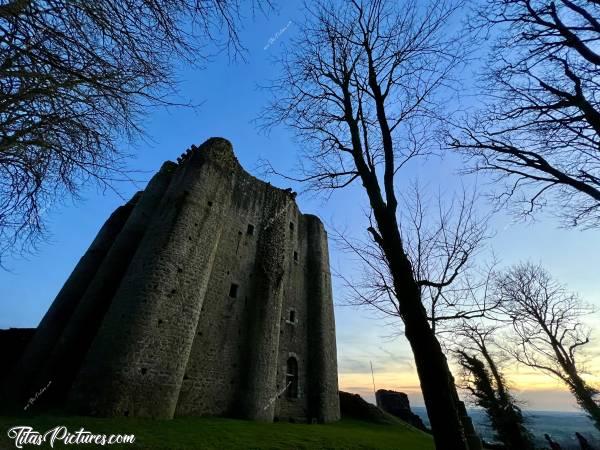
[{"left": 1, "top": 1, "right": 599, "bottom": 413}]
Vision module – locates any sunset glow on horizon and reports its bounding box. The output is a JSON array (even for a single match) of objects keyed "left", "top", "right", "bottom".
[{"left": 338, "top": 360, "right": 600, "bottom": 412}]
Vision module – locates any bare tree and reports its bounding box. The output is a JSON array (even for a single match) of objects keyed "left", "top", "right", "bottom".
[
  {"left": 0, "top": 0, "right": 268, "bottom": 265},
  {"left": 335, "top": 184, "right": 495, "bottom": 336},
  {"left": 262, "top": 0, "right": 479, "bottom": 447},
  {"left": 450, "top": 0, "right": 600, "bottom": 228},
  {"left": 455, "top": 323, "right": 535, "bottom": 450},
  {"left": 495, "top": 262, "right": 600, "bottom": 430}
]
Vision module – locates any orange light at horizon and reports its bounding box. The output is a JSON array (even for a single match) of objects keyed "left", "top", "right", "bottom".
[{"left": 338, "top": 367, "right": 597, "bottom": 412}]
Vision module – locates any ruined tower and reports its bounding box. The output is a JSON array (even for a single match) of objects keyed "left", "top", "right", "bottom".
[{"left": 3, "top": 138, "right": 340, "bottom": 423}]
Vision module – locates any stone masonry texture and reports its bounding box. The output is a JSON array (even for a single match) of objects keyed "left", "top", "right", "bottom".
[{"left": 2, "top": 138, "right": 341, "bottom": 423}]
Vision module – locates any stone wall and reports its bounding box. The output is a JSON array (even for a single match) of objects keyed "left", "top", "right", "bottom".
[
  {"left": 1, "top": 197, "right": 138, "bottom": 405},
  {"left": 2, "top": 138, "right": 340, "bottom": 423},
  {"left": 375, "top": 389, "right": 427, "bottom": 431},
  {"left": 0, "top": 328, "right": 35, "bottom": 384}
]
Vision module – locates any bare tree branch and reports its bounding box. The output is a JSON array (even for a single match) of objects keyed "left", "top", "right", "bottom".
[
  {"left": 494, "top": 262, "right": 600, "bottom": 430},
  {"left": 450, "top": 0, "right": 600, "bottom": 228},
  {"left": 0, "top": 0, "right": 270, "bottom": 265},
  {"left": 260, "top": 2, "right": 480, "bottom": 446}
]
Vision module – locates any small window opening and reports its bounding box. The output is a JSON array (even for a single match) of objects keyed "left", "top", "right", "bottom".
[
  {"left": 293, "top": 251, "right": 298, "bottom": 262},
  {"left": 229, "top": 283, "right": 239, "bottom": 298},
  {"left": 247, "top": 224, "right": 255, "bottom": 235},
  {"left": 286, "top": 357, "right": 299, "bottom": 399},
  {"left": 289, "top": 310, "right": 296, "bottom": 323},
  {"left": 289, "top": 222, "right": 295, "bottom": 231}
]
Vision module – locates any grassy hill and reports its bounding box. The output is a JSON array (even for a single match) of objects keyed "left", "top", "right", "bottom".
[{"left": 0, "top": 415, "right": 434, "bottom": 449}]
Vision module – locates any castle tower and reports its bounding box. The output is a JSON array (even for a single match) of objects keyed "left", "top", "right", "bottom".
[{"left": 4, "top": 138, "right": 340, "bottom": 423}]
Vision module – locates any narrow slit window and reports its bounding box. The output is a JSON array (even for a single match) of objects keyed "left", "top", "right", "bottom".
[
  {"left": 247, "top": 224, "right": 255, "bottom": 235},
  {"left": 229, "top": 283, "right": 239, "bottom": 298},
  {"left": 289, "top": 310, "right": 296, "bottom": 323},
  {"left": 293, "top": 251, "right": 298, "bottom": 262},
  {"left": 286, "top": 357, "right": 298, "bottom": 399},
  {"left": 289, "top": 222, "right": 294, "bottom": 232}
]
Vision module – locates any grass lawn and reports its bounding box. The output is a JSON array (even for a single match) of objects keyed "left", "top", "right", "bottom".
[{"left": 0, "top": 415, "right": 434, "bottom": 449}]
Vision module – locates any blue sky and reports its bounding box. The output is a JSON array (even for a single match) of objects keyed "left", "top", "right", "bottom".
[{"left": 1, "top": 1, "right": 599, "bottom": 412}]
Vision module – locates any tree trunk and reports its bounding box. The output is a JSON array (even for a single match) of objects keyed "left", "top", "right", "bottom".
[
  {"left": 552, "top": 340, "right": 600, "bottom": 432},
  {"left": 345, "top": 93, "right": 470, "bottom": 448},
  {"left": 570, "top": 373, "right": 600, "bottom": 431},
  {"left": 404, "top": 305, "right": 469, "bottom": 449},
  {"left": 375, "top": 208, "right": 469, "bottom": 450}
]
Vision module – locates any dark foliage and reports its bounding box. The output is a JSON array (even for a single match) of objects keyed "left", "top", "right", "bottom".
[
  {"left": 457, "top": 350, "right": 534, "bottom": 450},
  {"left": 0, "top": 0, "right": 265, "bottom": 264}
]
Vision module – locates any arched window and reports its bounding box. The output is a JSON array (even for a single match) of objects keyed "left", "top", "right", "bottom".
[{"left": 286, "top": 357, "right": 298, "bottom": 399}]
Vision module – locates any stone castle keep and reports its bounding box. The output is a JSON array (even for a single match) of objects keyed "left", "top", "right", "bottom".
[{"left": 3, "top": 138, "right": 340, "bottom": 423}]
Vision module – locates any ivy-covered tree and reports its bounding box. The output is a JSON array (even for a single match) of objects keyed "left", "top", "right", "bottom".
[{"left": 456, "top": 324, "right": 535, "bottom": 450}]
